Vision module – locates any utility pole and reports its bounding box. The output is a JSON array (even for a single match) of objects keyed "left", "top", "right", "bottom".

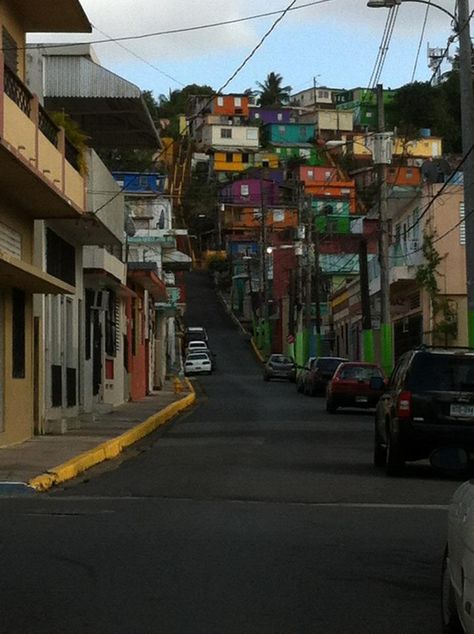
[
  {"left": 359, "top": 236, "right": 374, "bottom": 362},
  {"left": 376, "top": 83, "right": 393, "bottom": 374},
  {"left": 313, "top": 211, "right": 322, "bottom": 357},
  {"left": 259, "top": 170, "right": 271, "bottom": 353},
  {"left": 458, "top": 0, "right": 474, "bottom": 346},
  {"left": 304, "top": 197, "right": 313, "bottom": 334}
]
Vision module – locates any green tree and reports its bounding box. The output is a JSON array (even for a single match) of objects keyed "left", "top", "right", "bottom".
[
  {"left": 256, "top": 72, "right": 292, "bottom": 107},
  {"left": 156, "top": 84, "right": 214, "bottom": 138},
  {"left": 386, "top": 75, "right": 462, "bottom": 153}
]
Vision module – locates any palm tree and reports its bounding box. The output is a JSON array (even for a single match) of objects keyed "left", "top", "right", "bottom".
[{"left": 256, "top": 72, "right": 292, "bottom": 107}]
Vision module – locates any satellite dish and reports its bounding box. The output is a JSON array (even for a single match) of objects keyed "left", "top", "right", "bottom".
[{"left": 421, "top": 160, "right": 439, "bottom": 183}]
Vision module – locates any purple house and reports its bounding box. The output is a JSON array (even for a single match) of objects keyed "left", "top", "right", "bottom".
[
  {"left": 249, "top": 106, "right": 300, "bottom": 125},
  {"left": 219, "top": 178, "right": 281, "bottom": 205}
]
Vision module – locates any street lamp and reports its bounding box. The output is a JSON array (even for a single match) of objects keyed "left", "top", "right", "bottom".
[{"left": 368, "top": 0, "right": 474, "bottom": 348}]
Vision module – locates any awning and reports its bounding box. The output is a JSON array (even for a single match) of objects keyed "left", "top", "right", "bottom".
[
  {"left": 208, "top": 147, "right": 257, "bottom": 154},
  {"left": 44, "top": 56, "right": 161, "bottom": 149},
  {"left": 84, "top": 270, "right": 136, "bottom": 299},
  {"left": 0, "top": 249, "right": 75, "bottom": 294},
  {"left": 127, "top": 266, "right": 167, "bottom": 301},
  {"left": 19, "top": 1, "right": 91, "bottom": 32},
  {"left": 162, "top": 250, "right": 192, "bottom": 272},
  {"left": 50, "top": 212, "right": 123, "bottom": 248}
]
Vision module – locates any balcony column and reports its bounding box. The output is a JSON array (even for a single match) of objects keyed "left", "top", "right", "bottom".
[
  {"left": 30, "top": 95, "right": 39, "bottom": 170},
  {"left": 58, "top": 126, "right": 66, "bottom": 193}
]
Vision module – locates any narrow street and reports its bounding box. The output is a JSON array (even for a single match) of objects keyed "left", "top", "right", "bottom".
[{"left": 0, "top": 272, "right": 462, "bottom": 633}]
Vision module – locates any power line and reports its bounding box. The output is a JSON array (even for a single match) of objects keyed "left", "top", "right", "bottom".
[
  {"left": 389, "top": 140, "right": 474, "bottom": 238},
  {"left": 411, "top": 0, "right": 432, "bottom": 82},
  {"left": 22, "top": 1, "right": 335, "bottom": 52},
  {"left": 91, "top": 24, "right": 186, "bottom": 87},
  {"left": 90, "top": 0, "right": 300, "bottom": 217}
]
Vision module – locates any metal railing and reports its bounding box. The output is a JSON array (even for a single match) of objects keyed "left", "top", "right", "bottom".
[
  {"left": 38, "top": 105, "right": 59, "bottom": 147},
  {"left": 3, "top": 64, "right": 31, "bottom": 117}
]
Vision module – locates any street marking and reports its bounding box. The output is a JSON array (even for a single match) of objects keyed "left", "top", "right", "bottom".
[{"left": 5, "top": 495, "right": 450, "bottom": 511}]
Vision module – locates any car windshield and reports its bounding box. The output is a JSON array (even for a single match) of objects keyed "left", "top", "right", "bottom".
[
  {"left": 339, "top": 365, "right": 383, "bottom": 381},
  {"left": 317, "top": 358, "right": 345, "bottom": 372},
  {"left": 407, "top": 353, "right": 474, "bottom": 392},
  {"left": 270, "top": 356, "right": 293, "bottom": 364}
]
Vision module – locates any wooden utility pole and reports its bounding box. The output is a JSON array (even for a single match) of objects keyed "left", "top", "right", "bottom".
[
  {"left": 376, "top": 83, "right": 392, "bottom": 374},
  {"left": 359, "top": 236, "right": 374, "bottom": 362}
]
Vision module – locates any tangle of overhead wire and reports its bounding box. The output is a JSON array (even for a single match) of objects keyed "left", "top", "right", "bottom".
[
  {"left": 90, "top": 0, "right": 300, "bottom": 218},
  {"left": 411, "top": 0, "right": 432, "bottom": 82},
  {"left": 367, "top": 4, "right": 400, "bottom": 92}
]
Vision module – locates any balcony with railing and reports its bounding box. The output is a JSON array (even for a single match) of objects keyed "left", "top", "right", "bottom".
[{"left": 0, "top": 58, "right": 85, "bottom": 218}]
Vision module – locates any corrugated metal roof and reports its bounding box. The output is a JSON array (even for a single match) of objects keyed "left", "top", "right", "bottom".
[{"left": 44, "top": 56, "right": 141, "bottom": 99}]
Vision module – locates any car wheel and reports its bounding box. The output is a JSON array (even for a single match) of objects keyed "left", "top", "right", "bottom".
[
  {"left": 326, "top": 398, "right": 337, "bottom": 414},
  {"left": 441, "top": 546, "right": 464, "bottom": 633},
  {"left": 385, "top": 424, "right": 405, "bottom": 476}
]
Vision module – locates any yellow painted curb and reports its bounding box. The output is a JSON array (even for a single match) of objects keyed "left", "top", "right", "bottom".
[
  {"left": 29, "top": 385, "right": 196, "bottom": 492},
  {"left": 250, "top": 337, "right": 266, "bottom": 364}
]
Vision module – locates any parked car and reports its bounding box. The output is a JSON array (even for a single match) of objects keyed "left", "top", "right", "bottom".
[
  {"left": 185, "top": 340, "right": 209, "bottom": 356},
  {"left": 296, "top": 356, "right": 317, "bottom": 393},
  {"left": 326, "top": 362, "right": 386, "bottom": 413},
  {"left": 442, "top": 478, "right": 474, "bottom": 633},
  {"left": 184, "top": 351, "right": 212, "bottom": 375},
  {"left": 184, "top": 326, "right": 208, "bottom": 345},
  {"left": 305, "top": 356, "right": 347, "bottom": 395},
  {"left": 373, "top": 346, "right": 474, "bottom": 476},
  {"left": 263, "top": 354, "right": 296, "bottom": 382}
]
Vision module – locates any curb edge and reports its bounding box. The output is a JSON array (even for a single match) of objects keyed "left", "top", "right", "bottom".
[{"left": 29, "top": 385, "right": 196, "bottom": 492}]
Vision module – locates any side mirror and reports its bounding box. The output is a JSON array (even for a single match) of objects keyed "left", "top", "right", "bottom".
[{"left": 369, "top": 376, "right": 385, "bottom": 391}]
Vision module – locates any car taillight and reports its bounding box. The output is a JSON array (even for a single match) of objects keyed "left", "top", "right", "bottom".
[{"left": 397, "top": 391, "right": 412, "bottom": 419}]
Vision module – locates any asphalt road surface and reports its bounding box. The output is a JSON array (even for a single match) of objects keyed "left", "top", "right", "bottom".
[{"left": 0, "top": 272, "right": 464, "bottom": 633}]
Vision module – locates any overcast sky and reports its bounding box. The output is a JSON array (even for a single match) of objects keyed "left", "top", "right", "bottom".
[{"left": 30, "top": 0, "right": 459, "bottom": 98}]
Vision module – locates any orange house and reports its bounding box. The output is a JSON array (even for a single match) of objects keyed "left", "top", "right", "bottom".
[
  {"left": 222, "top": 205, "right": 298, "bottom": 231},
  {"left": 212, "top": 94, "right": 249, "bottom": 118},
  {"left": 305, "top": 180, "right": 357, "bottom": 213},
  {"left": 386, "top": 165, "right": 422, "bottom": 187}
]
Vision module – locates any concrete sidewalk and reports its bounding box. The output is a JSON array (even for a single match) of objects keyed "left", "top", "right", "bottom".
[{"left": 0, "top": 378, "right": 195, "bottom": 491}]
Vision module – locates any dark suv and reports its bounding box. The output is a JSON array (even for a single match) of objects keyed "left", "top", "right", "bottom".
[{"left": 373, "top": 347, "right": 474, "bottom": 475}]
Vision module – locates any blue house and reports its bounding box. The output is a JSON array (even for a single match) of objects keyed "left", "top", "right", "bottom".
[
  {"left": 263, "top": 123, "right": 316, "bottom": 145},
  {"left": 112, "top": 172, "right": 166, "bottom": 194}
]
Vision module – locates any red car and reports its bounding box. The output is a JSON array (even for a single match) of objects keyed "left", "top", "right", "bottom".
[{"left": 326, "top": 362, "right": 386, "bottom": 413}]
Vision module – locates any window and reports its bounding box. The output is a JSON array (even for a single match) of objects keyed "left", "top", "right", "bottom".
[
  {"left": 242, "top": 153, "right": 249, "bottom": 163},
  {"left": 406, "top": 169, "right": 413, "bottom": 178},
  {"left": 254, "top": 113, "right": 260, "bottom": 119},
  {"left": 394, "top": 224, "right": 401, "bottom": 244},
  {"left": 12, "top": 288, "right": 25, "bottom": 379},
  {"left": 220, "top": 128, "right": 232, "bottom": 139},
  {"left": 277, "top": 113, "right": 283, "bottom": 121},
  {"left": 246, "top": 128, "right": 258, "bottom": 141},
  {"left": 234, "top": 96, "right": 241, "bottom": 107},
  {"left": 278, "top": 126, "right": 286, "bottom": 134},
  {"left": 226, "top": 152, "right": 233, "bottom": 163},
  {"left": 240, "top": 184, "right": 249, "bottom": 196},
  {"left": 307, "top": 169, "right": 314, "bottom": 179},
  {"left": 217, "top": 96, "right": 224, "bottom": 106},
  {"left": 105, "top": 291, "right": 118, "bottom": 357},
  {"left": 2, "top": 27, "right": 18, "bottom": 74},
  {"left": 46, "top": 229, "right": 76, "bottom": 286}
]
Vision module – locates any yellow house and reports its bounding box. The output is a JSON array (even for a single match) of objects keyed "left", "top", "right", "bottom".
[
  {"left": 0, "top": 1, "right": 91, "bottom": 446},
  {"left": 212, "top": 149, "right": 255, "bottom": 173}
]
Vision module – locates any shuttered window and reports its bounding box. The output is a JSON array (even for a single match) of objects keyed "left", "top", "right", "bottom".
[
  {"left": 46, "top": 229, "right": 76, "bottom": 286},
  {"left": 460, "top": 202, "right": 466, "bottom": 245}
]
